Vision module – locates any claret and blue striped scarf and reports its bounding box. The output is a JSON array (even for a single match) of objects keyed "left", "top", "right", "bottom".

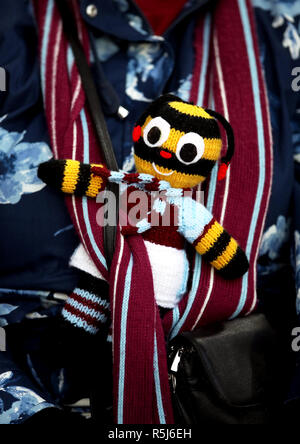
[{"left": 33, "top": 0, "right": 273, "bottom": 424}]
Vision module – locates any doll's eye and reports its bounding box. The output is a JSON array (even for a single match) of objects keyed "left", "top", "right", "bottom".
[
  {"left": 143, "top": 117, "right": 171, "bottom": 147},
  {"left": 176, "top": 132, "right": 205, "bottom": 165}
]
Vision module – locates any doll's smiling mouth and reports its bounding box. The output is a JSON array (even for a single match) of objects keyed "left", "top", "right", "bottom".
[{"left": 152, "top": 163, "right": 174, "bottom": 177}]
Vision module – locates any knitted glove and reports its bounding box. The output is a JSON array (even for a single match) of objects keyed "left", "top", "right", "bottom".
[{"left": 62, "top": 271, "right": 110, "bottom": 336}]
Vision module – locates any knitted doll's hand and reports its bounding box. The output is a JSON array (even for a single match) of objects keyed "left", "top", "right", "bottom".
[
  {"left": 38, "top": 158, "right": 108, "bottom": 198},
  {"left": 176, "top": 196, "right": 249, "bottom": 279}
]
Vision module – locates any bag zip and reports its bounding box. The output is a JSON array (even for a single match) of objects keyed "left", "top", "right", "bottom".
[{"left": 169, "top": 346, "right": 185, "bottom": 393}]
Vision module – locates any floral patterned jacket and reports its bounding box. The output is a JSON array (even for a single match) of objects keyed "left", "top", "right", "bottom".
[{"left": 0, "top": 0, "right": 300, "bottom": 423}]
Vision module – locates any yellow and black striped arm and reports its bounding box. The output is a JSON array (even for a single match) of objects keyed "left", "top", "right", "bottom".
[
  {"left": 193, "top": 218, "right": 249, "bottom": 279},
  {"left": 38, "top": 158, "right": 107, "bottom": 198}
]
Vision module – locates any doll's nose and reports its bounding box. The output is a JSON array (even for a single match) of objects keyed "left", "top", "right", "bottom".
[{"left": 160, "top": 150, "right": 172, "bottom": 159}]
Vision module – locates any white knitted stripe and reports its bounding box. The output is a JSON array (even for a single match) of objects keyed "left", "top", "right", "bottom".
[
  {"left": 108, "top": 171, "right": 126, "bottom": 183},
  {"left": 66, "top": 298, "right": 108, "bottom": 322},
  {"left": 50, "top": 21, "right": 63, "bottom": 159},
  {"left": 73, "top": 288, "right": 110, "bottom": 310},
  {"left": 62, "top": 309, "right": 98, "bottom": 335}
]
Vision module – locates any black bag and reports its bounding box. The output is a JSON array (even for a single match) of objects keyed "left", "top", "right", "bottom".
[{"left": 168, "top": 314, "right": 284, "bottom": 424}]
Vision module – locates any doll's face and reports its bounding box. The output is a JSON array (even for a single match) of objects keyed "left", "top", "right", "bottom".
[{"left": 132, "top": 100, "right": 222, "bottom": 189}]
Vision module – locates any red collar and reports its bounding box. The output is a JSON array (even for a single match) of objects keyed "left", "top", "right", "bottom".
[{"left": 134, "top": 0, "right": 188, "bottom": 35}]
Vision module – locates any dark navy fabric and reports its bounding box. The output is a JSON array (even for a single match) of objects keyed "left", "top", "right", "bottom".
[
  {"left": 250, "top": 0, "right": 300, "bottom": 405},
  {"left": 0, "top": 351, "right": 56, "bottom": 424},
  {"left": 0, "top": 0, "right": 80, "bottom": 294},
  {"left": 0, "top": 0, "right": 300, "bottom": 422}
]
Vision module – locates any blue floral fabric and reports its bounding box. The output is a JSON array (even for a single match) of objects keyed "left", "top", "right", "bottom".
[
  {"left": 0, "top": 122, "right": 52, "bottom": 204},
  {"left": 0, "top": 366, "right": 55, "bottom": 424},
  {"left": 252, "top": 0, "right": 300, "bottom": 403},
  {"left": 251, "top": 1, "right": 300, "bottom": 325},
  {"left": 258, "top": 215, "right": 291, "bottom": 273},
  {"left": 1, "top": 0, "right": 300, "bottom": 422}
]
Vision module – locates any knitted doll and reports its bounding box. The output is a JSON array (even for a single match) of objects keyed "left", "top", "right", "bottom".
[{"left": 38, "top": 94, "right": 249, "bottom": 333}]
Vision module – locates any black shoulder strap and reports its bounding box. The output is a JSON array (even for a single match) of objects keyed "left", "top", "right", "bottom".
[{"left": 55, "top": 0, "right": 118, "bottom": 269}]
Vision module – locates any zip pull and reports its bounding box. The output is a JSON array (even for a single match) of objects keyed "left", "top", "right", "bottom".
[
  {"left": 169, "top": 347, "right": 184, "bottom": 393},
  {"left": 171, "top": 348, "right": 183, "bottom": 372}
]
